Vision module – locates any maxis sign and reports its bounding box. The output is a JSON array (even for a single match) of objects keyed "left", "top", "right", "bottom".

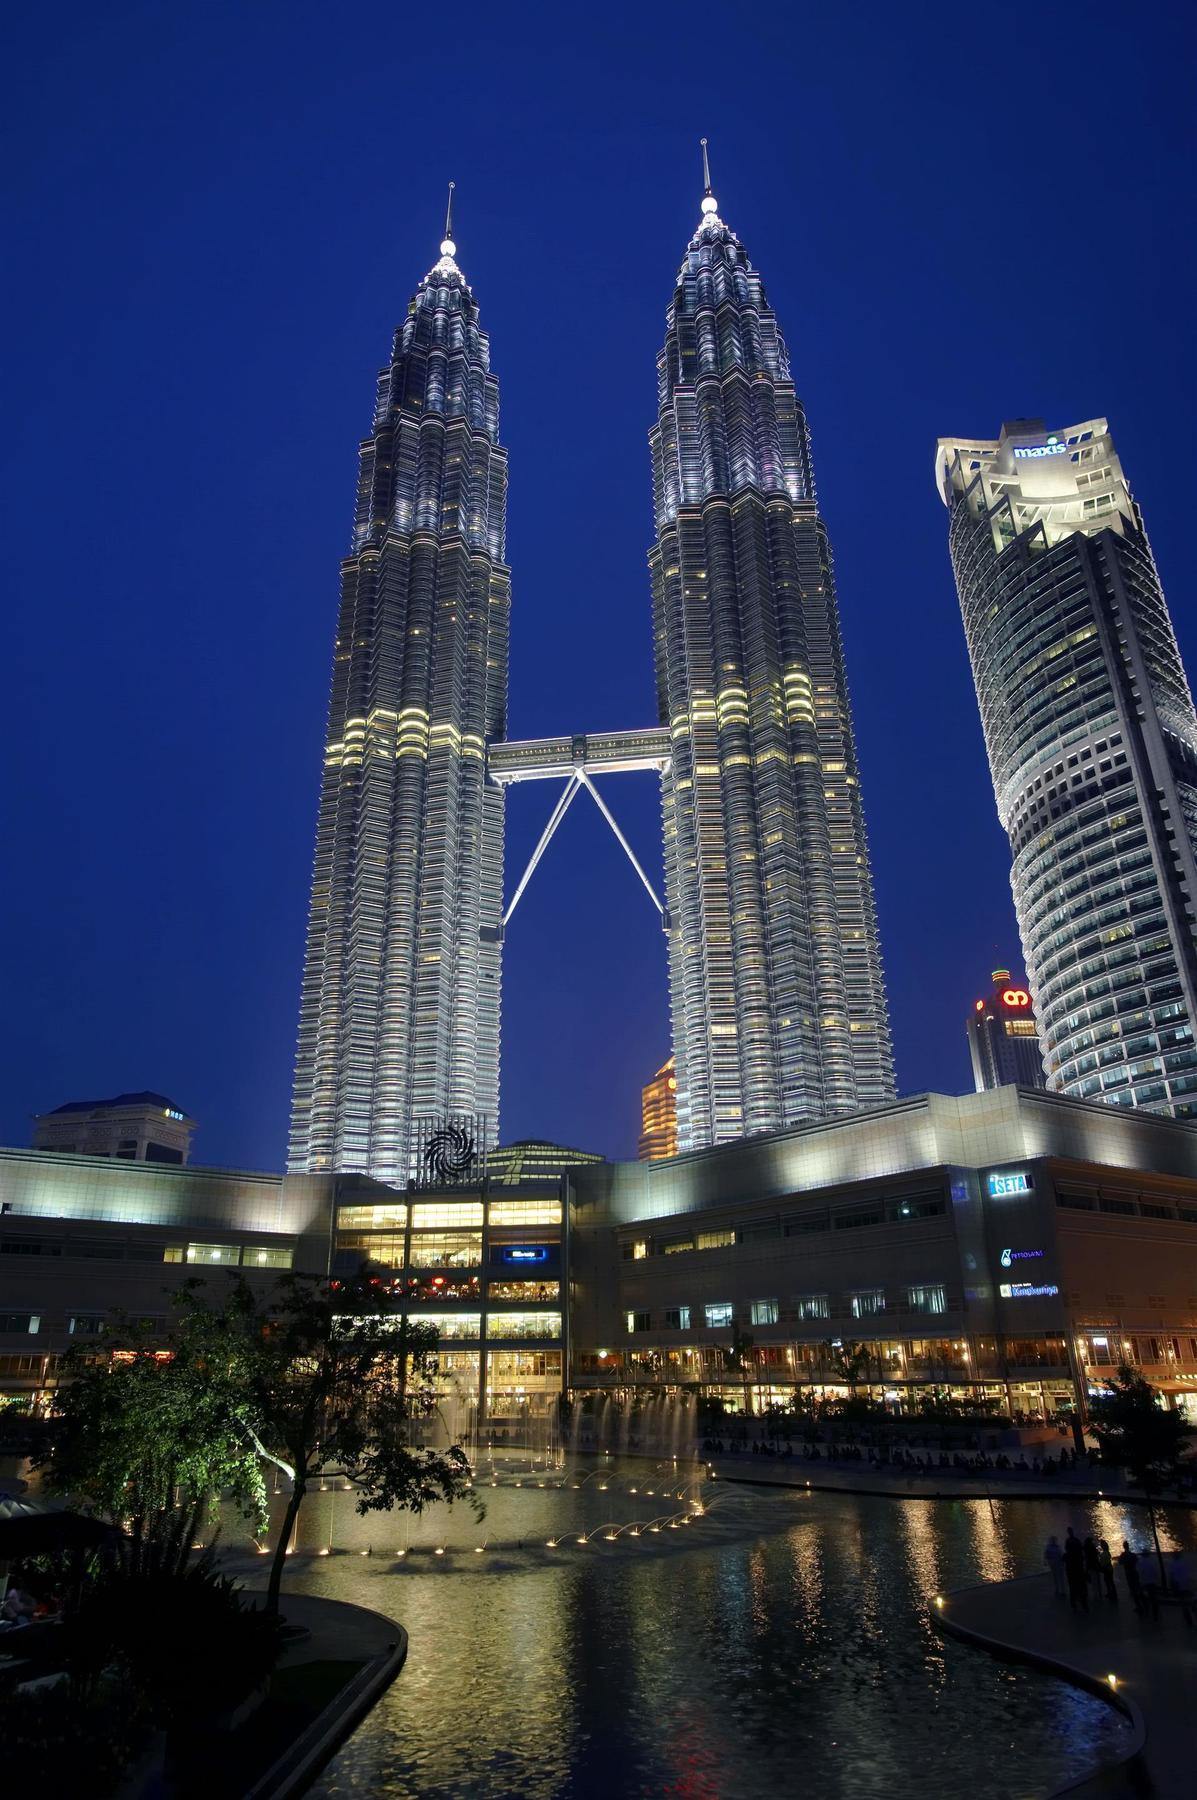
[{"left": 1013, "top": 439, "right": 1067, "bottom": 460}]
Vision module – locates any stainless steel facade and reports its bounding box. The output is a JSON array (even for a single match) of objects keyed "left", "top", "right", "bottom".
[
  {"left": 289, "top": 226, "right": 510, "bottom": 1180},
  {"left": 938, "top": 419, "right": 1197, "bottom": 1119},
  {"left": 651, "top": 179, "right": 894, "bottom": 1147}
]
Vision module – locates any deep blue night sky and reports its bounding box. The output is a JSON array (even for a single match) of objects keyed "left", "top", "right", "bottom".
[{"left": 6, "top": 1, "right": 1195, "bottom": 1169}]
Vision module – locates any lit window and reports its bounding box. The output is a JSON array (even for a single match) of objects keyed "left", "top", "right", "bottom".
[
  {"left": 338, "top": 1232, "right": 405, "bottom": 1269},
  {"left": 695, "top": 1230, "right": 735, "bottom": 1251},
  {"left": 488, "top": 1200, "right": 561, "bottom": 1226},
  {"left": 337, "top": 1204, "right": 408, "bottom": 1230},
  {"left": 906, "top": 1285, "right": 947, "bottom": 1314},
  {"left": 411, "top": 1202, "right": 484, "bottom": 1230},
  {"left": 487, "top": 1311, "right": 562, "bottom": 1340},
  {"left": 487, "top": 1280, "right": 560, "bottom": 1302},
  {"left": 849, "top": 1289, "right": 885, "bottom": 1318},
  {"left": 704, "top": 1303, "right": 734, "bottom": 1328},
  {"left": 400, "top": 1312, "right": 482, "bottom": 1340},
  {"left": 664, "top": 1306, "right": 691, "bottom": 1330},
  {"left": 409, "top": 1232, "right": 482, "bottom": 1269},
  {"left": 163, "top": 1246, "right": 185, "bottom": 1264},
  {"left": 185, "top": 1243, "right": 238, "bottom": 1266},
  {"left": 243, "top": 1246, "right": 294, "bottom": 1270},
  {"left": 751, "top": 1299, "right": 779, "bottom": 1326},
  {"left": 795, "top": 1294, "right": 829, "bottom": 1320}
]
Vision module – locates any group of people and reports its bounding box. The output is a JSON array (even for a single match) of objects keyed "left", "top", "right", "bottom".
[
  {"left": 0, "top": 1575, "right": 61, "bottom": 1630},
  {"left": 699, "top": 1431, "right": 1093, "bottom": 1482},
  {"left": 1045, "top": 1530, "right": 1141, "bottom": 1612}
]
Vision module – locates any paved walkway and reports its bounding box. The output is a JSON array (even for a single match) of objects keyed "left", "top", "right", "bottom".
[
  {"left": 239, "top": 1587, "right": 403, "bottom": 1670},
  {"left": 705, "top": 1452, "right": 1161, "bottom": 1504},
  {"left": 933, "top": 1564, "right": 1196, "bottom": 1799}
]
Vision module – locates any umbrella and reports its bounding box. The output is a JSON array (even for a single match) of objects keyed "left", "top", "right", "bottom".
[{"left": 0, "top": 1496, "right": 120, "bottom": 1556}]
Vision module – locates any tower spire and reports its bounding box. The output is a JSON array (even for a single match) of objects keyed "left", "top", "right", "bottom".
[
  {"left": 699, "top": 138, "right": 718, "bottom": 218},
  {"left": 441, "top": 180, "right": 456, "bottom": 256}
]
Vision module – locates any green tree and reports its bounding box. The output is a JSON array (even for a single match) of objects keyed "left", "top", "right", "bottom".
[
  {"left": 724, "top": 1321, "right": 756, "bottom": 1416},
  {"left": 36, "top": 1308, "right": 268, "bottom": 1534},
  {"left": 1089, "top": 1362, "right": 1193, "bottom": 1587},
  {"left": 40, "top": 1273, "right": 481, "bottom": 1614},
  {"left": 829, "top": 1339, "right": 872, "bottom": 1398},
  {"left": 182, "top": 1271, "right": 480, "bottom": 1613}
]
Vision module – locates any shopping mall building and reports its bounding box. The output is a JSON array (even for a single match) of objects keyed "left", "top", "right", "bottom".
[{"left": 2, "top": 1089, "right": 1196, "bottom": 1426}]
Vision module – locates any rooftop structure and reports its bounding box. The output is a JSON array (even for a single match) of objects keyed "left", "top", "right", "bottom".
[{"left": 32, "top": 1092, "right": 196, "bottom": 1165}]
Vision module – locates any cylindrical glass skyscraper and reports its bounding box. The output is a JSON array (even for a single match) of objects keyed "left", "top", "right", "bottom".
[{"left": 938, "top": 418, "right": 1197, "bottom": 1117}]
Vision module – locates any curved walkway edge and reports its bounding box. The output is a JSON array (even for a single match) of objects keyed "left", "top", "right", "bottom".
[
  {"left": 930, "top": 1571, "right": 1187, "bottom": 1799},
  {"left": 243, "top": 1595, "right": 408, "bottom": 1800},
  {"left": 704, "top": 1456, "right": 1195, "bottom": 1508}
]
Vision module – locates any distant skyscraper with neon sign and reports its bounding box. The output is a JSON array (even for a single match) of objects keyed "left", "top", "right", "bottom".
[
  {"left": 938, "top": 419, "right": 1197, "bottom": 1118},
  {"left": 967, "top": 968, "right": 1045, "bottom": 1092}
]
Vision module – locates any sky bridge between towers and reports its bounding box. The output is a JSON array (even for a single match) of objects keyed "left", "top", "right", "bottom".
[{"left": 488, "top": 727, "right": 672, "bottom": 930}]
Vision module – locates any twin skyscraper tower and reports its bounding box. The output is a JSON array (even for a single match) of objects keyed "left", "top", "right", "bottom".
[{"left": 288, "top": 164, "right": 897, "bottom": 1181}]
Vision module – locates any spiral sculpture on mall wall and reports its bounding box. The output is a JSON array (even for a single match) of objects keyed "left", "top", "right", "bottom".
[{"left": 423, "top": 1122, "right": 476, "bottom": 1184}]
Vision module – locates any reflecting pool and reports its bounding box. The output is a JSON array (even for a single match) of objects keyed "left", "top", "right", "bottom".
[{"left": 236, "top": 1459, "right": 1195, "bottom": 1799}]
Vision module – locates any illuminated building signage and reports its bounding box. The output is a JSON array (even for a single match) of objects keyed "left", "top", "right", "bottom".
[
  {"left": 501, "top": 1245, "right": 550, "bottom": 1264},
  {"left": 1000, "top": 1281, "right": 1059, "bottom": 1299},
  {"left": 1013, "top": 440, "right": 1066, "bottom": 459},
  {"left": 987, "top": 1170, "right": 1032, "bottom": 1198},
  {"left": 1001, "top": 988, "right": 1030, "bottom": 1009},
  {"left": 1000, "top": 1247, "right": 1043, "bottom": 1267}
]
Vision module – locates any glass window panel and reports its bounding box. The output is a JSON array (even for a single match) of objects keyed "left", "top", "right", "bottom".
[
  {"left": 704, "top": 1302, "right": 734, "bottom": 1328},
  {"left": 487, "top": 1200, "right": 561, "bottom": 1226},
  {"left": 404, "top": 1312, "right": 482, "bottom": 1340},
  {"left": 487, "top": 1280, "right": 560, "bottom": 1301},
  {"left": 338, "top": 1232, "right": 405, "bottom": 1269},
  {"left": 751, "top": 1299, "right": 779, "bottom": 1325},
  {"left": 337, "top": 1204, "right": 409, "bottom": 1230},
  {"left": 242, "top": 1246, "right": 293, "bottom": 1270},
  {"left": 486, "top": 1311, "right": 562, "bottom": 1340},
  {"left": 409, "top": 1232, "right": 482, "bottom": 1268},
  {"left": 795, "top": 1294, "right": 829, "bottom": 1320},
  {"left": 411, "top": 1203, "right": 484, "bottom": 1229},
  {"left": 186, "top": 1243, "right": 238, "bottom": 1266}
]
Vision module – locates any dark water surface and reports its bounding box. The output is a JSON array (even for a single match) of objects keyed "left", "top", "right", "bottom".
[{"left": 248, "top": 1461, "right": 1196, "bottom": 1800}]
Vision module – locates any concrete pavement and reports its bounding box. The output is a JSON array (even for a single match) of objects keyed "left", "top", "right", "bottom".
[{"left": 932, "top": 1564, "right": 1195, "bottom": 1798}]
